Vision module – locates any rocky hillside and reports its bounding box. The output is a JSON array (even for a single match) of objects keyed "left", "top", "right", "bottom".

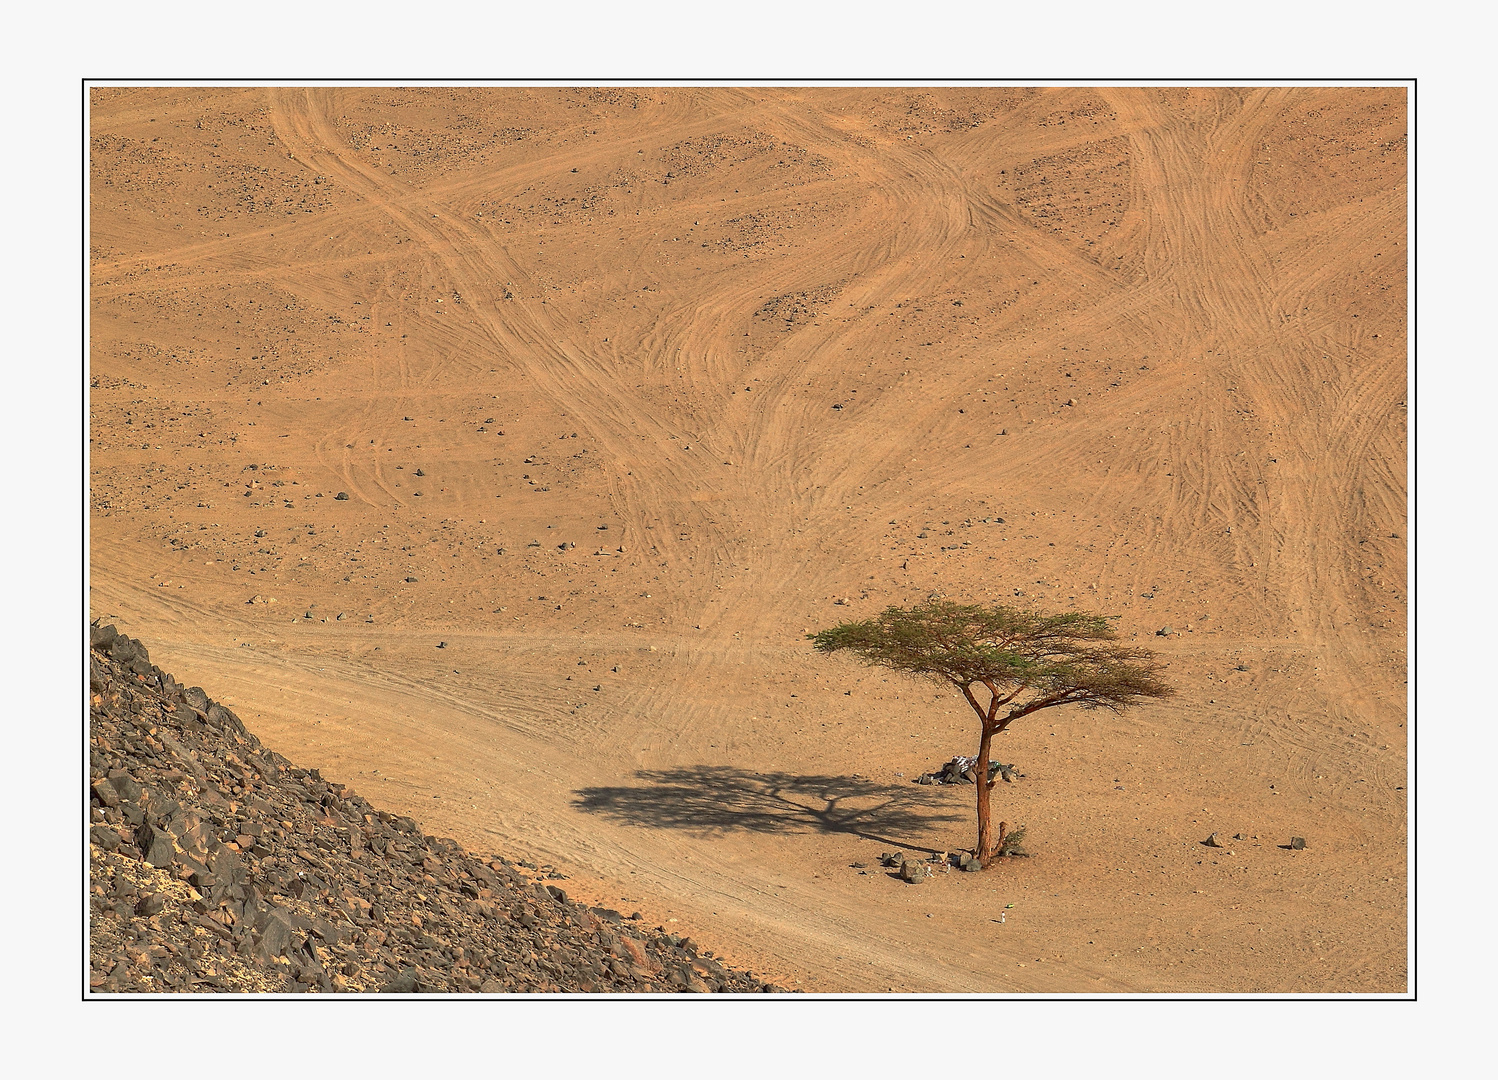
[{"left": 87, "top": 622, "right": 785, "bottom": 994}]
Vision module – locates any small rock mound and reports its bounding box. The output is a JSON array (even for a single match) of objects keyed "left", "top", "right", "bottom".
[{"left": 913, "top": 755, "right": 1018, "bottom": 786}]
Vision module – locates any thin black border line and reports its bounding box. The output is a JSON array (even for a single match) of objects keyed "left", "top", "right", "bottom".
[{"left": 83, "top": 78, "right": 1415, "bottom": 1002}]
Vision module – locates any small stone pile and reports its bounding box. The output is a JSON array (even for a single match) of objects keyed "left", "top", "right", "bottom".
[
  {"left": 912, "top": 756, "right": 1018, "bottom": 786},
  {"left": 88, "top": 621, "right": 786, "bottom": 995},
  {"left": 877, "top": 848, "right": 986, "bottom": 882}
]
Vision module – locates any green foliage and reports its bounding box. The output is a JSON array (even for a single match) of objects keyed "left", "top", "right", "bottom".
[
  {"left": 808, "top": 600, "right": 1173, "bottom": 724},
  {"left": 997, "top": 825, "right": 1027, "bottom": 857}
]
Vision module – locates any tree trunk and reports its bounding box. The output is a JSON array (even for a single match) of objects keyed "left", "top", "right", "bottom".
[{"left": 975, "top": 723, "right": 996, "bottom": 865}]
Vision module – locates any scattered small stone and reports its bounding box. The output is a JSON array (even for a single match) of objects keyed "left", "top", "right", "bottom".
[
  {"left": 899, "top": 861, "right": 928, "bottom": 884},
  {"left": 1204, "top": 832, "right": 1225, "bottom": 848},
  {"left": 1157, "top": 626, "right": 1175, "bottom": 637},
  {"left": 1289, "top": 836, "right": 1306, "bottom": 850}
]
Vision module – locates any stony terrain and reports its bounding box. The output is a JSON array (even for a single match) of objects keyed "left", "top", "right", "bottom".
[{"left": 88, "top": 621, "right": 784, "bottom": 994}]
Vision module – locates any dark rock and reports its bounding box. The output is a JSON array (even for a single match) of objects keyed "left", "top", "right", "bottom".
[
  {"left": 91, "top": 778, "right": 121, "bottom": 808},
  {"left": 334, "top": 492, "right": 349, "bottom": 501},
  {"left": 1156, "top": 626, "right": 1174, "bottom": 637},
  {"left": 138, "top": 824, "right": 176, "bottom": 868},
  {"left": 254, "top": 909, "right": 297, "bottom": 959},
  {"left": 310, "top": 918, "right": 342, "bottom": 944},
  {"left": 183, "top": 687, "right": 209, "bottom": 712},
  {"left": 1289, "top": 836, "right": 1306, "bottom": 850},
  {"left": 91, "top": 624, "right": 119, "bottom": 651},
  {"left": 107, "top": 771, "right": 142, "bottom": 804},
  {"left": 109, "top": 636, "right": 145, "bottom": 665},
  {"left": 899, "top": 861, "right": 928, "bottom": 883},
  {"left": 174, "top": 852, "right": 211, "bottom": 881},
  {"left": 135, "top": 893, "right": 166, "bottom": 917},
  {"left": 90, "top": 825, "right": 121, "bottom": 851},
  {"left": 207, "top": 847, "right": 242, "bottom": 883},
  {"left": 382, "top": 969, "right": 419, "bottom": 993},
  {"left": 143, "top": 793, "right": 180, "bottom": 822}
]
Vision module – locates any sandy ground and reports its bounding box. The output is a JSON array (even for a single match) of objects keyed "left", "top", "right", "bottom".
[{"left": 89, "top": 86, "right": 1407, "bottom": 993}]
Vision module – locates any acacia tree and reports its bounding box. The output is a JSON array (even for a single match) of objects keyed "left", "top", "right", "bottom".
[{"left": 809, "top": 601, "right": 1173, "bottom": 867}]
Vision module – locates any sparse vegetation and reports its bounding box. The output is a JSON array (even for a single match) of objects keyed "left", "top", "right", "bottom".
[{"left": 810, "top": 601, "right": 1173, "bottom": 866}]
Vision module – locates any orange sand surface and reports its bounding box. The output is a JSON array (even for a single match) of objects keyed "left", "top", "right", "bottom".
[{"left": 90, "top": 86, "right": 1407, "bottom": 992}]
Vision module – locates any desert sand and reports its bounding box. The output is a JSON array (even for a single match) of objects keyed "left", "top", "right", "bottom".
[{"left": 88, "top": 86, "right": 1407, "bottom": 993}]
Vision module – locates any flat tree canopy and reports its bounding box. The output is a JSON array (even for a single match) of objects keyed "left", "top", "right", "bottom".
[{"left": 809, "top": 600, "right": 1173, "bottom": 866}]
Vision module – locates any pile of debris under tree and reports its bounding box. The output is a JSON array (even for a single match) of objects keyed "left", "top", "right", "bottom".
[
  {"left": 87, "top": 620, "right": 786, "bottom": 994},
  {"left": 912, "top": 755, "right": 1020, "bottom": 786}
]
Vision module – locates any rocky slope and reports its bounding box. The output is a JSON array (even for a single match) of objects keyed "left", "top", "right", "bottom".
[{"left": 87, "top": 621, "right": 785, "bottom": 994}]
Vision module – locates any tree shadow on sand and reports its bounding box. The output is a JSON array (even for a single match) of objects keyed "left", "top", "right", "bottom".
[{"left": 573, "top": 766, "right": 964, "bottom": 855}]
